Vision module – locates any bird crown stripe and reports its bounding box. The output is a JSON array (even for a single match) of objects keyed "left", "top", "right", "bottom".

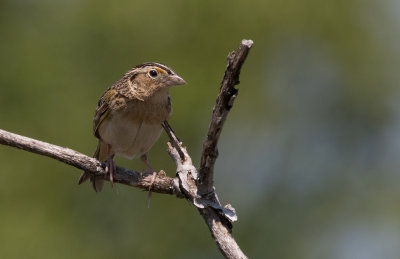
[
  {"left": 135, "top": 62, "right": 173, "bottom": 75},
  {"left": 155, "top": 67, "right": 168, "bottom": 75}
]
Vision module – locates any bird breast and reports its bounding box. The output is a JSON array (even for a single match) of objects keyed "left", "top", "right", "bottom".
[{"left": 98, "top": 97, "right": 171, "bottom": 159}]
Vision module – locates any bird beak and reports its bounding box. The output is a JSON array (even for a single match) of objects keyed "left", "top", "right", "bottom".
[{"left": 164, "top": 74, "right": 187, "bottom": 86}]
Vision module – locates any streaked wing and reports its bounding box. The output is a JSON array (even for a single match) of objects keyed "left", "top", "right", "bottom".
[{"left": 93, "top": 88, "right": 117, "bottom": 138}]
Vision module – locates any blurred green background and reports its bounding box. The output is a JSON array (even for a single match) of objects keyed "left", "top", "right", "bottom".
[{"left": 1, "top": 0, "right": 400, "bottom": 258}]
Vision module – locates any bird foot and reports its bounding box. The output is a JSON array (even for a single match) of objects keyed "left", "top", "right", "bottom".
[
  {"left": 105, "top": 157, "right": 116, "bottom": 187},
  {"left": 158, "top": 170, "right": 166, "bottom": 177},
  {"left": 148, "top": 171, "right": 157, "bottom": 191},
  {"left": 140, "top": 170, "right": 165, "bottom": 188},
  {"left": 146, "top": 170, "right": 166, "bottom": 208}
]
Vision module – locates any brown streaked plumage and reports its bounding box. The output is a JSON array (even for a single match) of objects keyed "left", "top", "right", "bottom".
[{"left": 79, "top": 62, "right": 186, "bottom": 192}]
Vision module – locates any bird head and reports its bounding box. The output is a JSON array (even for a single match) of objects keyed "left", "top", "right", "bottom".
[{"left": 125, "top": 63, "right": 186, "bottom": 97}]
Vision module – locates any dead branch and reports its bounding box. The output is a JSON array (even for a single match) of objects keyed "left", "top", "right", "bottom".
[
  {"left": 0, "top": 129, "right": 181, "bottom": 196},
  {"left": 0, "top": 39, "right": 253, "bottom": 259},
  {"left": 161, "top": 39, "right": 253, "bottom": 259},
  {"left": 198, "top": 39, "right": 254, "bottom": 194},
  {"left": 162, "top": 121, "right": 244, "bottom": 259}
]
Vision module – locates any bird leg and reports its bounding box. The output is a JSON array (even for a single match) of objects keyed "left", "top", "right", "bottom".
[
  {"left": 105, "top": 144, "right": 116, "bottom": 186},
  {"left": 141, "top": 153, "right": 157, "bottom": 208}
]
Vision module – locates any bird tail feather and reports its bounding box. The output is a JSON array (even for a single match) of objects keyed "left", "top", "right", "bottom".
[{"left": 78, "top": 141, "right": 108, "bottom": 192}]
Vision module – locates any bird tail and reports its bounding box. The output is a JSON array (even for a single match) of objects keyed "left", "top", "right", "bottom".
[{"left": 78, "top": 141, "right": 108, "bottom": 192}]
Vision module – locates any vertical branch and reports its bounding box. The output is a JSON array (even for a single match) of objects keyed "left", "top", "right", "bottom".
[
  {"left": 163, "top": 122, "right": 246, "bottom": 259},
  {"left": 163, "top": 39, "right": 253, "bottom": 259},
  {"left": 198, "top": 39, "right": 254, "bottom": 194}
]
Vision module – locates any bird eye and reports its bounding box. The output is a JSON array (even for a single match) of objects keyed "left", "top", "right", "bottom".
[{"left": 149, "top": 70, "right": 158, "bottom": 78}]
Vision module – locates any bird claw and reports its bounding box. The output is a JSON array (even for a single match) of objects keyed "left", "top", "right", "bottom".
[
  {"left": 158, "top": 170, "right": 166, "bottom": 177},
  {"left": 148, "top": 171, "right": 157, "bottom": 191},
  {"left": 105, "top": 157, "right": 116, "bottom": 187}
]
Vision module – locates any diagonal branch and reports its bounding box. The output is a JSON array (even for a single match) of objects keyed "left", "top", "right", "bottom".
[
  {"left": 0, "top": 129, "right": 181, "bottom": 196},
  {"left": 198, "top": 39, "right": 254, "bottom": 194},
  {"left": 162, "top": 120, "right": 185, "bottom": 161}
]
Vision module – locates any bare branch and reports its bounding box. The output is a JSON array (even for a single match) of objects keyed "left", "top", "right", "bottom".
[
  {"left": 0, "top": 129, "right": 181, "bottom": 196},
  {"left": 162, "top": 120, "right": 186, "bottom": 161},
  {"left": 198, "top": 39, "right": 254, "bottom": 194},
  {"left": 199, "top": 208, "right": 246, "bottom": 259},
  {"left": 162, "top": 122, "right": 245, "bottom": 259},
  {"left": 0, "top": 39, "right": 253, "bottom": 259},
  {"left": 161, "top": 39, "right": 255, "bottom": 257}
]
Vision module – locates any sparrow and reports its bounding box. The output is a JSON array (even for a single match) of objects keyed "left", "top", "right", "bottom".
[{"left": 78, "top": 62, "right": 186, "bottom": 192}]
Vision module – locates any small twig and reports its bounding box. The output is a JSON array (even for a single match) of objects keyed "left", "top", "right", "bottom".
[
  {"left": 198, "top": 39, "right": 254, "bottom": 194},
  {"left": 0, "top": 129, "right": 181, "bottom": 196},
  {"left": 162, "top": 120, "right": 185, "bottom": 161}
]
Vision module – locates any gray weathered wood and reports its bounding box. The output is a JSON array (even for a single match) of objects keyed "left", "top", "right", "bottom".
[
  {"left": 198, "top": 39, "right": 254, "bottom": 194},
  {"left": 163, "top": 121, "right": 246, "bottom": 259},
  {"left": 0, "top": 129, "right": 180, "bottom": 195}
]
